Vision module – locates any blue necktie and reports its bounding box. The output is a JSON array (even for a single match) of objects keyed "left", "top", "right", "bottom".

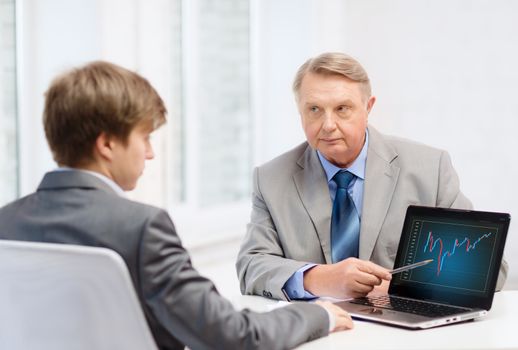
[{"left": 331, "top": 170, "right": 360, "bottom": 263}]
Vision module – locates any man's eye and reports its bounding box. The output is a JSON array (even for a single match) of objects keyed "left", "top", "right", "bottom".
[
  {"left": 338, "top": 105, "right": 350, "bottom": 112},
  {"left": 310, "top": 106, "right": 319, "bottom": 113}
]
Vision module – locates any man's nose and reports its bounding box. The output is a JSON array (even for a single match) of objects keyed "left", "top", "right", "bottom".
[{"left": 322, "top": 111, "right": 337, "bottom": 131}]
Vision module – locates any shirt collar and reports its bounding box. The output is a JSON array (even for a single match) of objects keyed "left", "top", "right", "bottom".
[
  {"left": 53, "top": 167, "right": 126, "bottom": 197},
  {"left": 317, "top": 129, "right": 369, "bottom": 183}
]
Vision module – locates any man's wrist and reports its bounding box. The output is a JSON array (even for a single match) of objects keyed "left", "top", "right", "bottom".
[
  {"left": 322, "top": 304, "right": 335, "bottom": 332},
  {"left": 303, "top": 264, "right": 326, "bottom": 296}
]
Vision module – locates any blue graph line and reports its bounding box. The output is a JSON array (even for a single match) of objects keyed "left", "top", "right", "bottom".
[{"left": 423, "top": 231, "right": 492, "bottom": 276}]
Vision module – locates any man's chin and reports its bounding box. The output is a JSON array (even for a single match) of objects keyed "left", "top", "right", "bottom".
[
  {"left": 319, "top": 148, "right": 354, "bottom": 168},
  {"left": 120, "top": 181, "right": 138, "bottom": 192}
]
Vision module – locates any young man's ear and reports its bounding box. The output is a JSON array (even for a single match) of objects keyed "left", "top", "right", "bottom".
[{"left": 95, "top": 132, "right": 115, "bottom": 161}]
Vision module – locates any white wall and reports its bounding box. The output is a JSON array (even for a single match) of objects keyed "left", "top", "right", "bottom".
[{"left": 255, "top": 0, "right": 518, "bottom": 289}]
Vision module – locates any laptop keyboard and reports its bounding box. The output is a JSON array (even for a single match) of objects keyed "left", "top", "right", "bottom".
[{"left": 350, "top": 295, "right": 471, "bottom": 317}]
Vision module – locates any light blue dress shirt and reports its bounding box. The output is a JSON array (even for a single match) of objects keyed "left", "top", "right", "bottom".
[{"left": 283, "top": 130, "right": 369, "bottom": 300}]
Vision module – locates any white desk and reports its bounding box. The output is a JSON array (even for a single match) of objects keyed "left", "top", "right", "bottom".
[{"left": 232, "top": 291, "right": 518, "bottom": 350}]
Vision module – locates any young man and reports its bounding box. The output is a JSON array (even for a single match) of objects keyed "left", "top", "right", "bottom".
[{"left": 0, "top": 61, "right": 352, "bottom": 350}]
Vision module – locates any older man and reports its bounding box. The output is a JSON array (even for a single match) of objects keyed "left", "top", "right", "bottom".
[
  {"left": 236, "top": 52, "right": 508, "bottom": 301},
  {"left": 0, "top": 61, "right": 353, "bottom": 350}
]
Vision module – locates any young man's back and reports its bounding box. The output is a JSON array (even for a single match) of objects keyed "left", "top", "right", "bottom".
[{"left": 0, "top": 170, "right": 331, "bottom": 349}]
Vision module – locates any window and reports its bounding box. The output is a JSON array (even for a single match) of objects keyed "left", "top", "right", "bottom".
[
  {"left": 0, "top": 0, "right": 18, "bottom": 205},
  {"left": 195, "top": 0, "right": 251, "bottom": 207},
  {"left": 177, "top": 0, "right": 251, "bottom": 207},
  {"left": 168, "top": 0, "right": 252, "bottom": 246}
]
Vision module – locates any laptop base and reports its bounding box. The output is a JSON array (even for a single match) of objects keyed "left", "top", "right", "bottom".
[{"left": 337, "top": 299, "right": 486, "bottom": 329}]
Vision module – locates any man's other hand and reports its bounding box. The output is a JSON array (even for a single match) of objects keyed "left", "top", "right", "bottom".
[{"left": 315, "top": 300, "right": 354, "bottom": 332}]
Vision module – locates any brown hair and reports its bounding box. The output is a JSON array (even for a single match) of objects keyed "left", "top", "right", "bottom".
[
  {"left": 43, "top": 61, "right": 167, "bottom": 166},
  {"left": 292, "top": 52, "right": 372, "bottom": 100}
]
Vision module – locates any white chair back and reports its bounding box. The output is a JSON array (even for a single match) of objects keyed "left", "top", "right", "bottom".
[{"left": 0, "top": 240, "right": 158, "bottom": 350}]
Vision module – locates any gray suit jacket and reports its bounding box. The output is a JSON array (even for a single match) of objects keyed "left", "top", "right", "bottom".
[
  {"left": 0, "top": 171, "right": 329, "bottom": 350},
  {"left": 236, "top": 126, "right": 508, "bottom": 300}
]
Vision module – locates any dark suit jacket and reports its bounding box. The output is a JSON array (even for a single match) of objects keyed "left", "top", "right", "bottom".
[{"left": 0, "top": 171, "right": 328, "bottom": 350}]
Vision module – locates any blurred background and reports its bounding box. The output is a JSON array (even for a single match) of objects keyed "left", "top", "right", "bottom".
[{"left": 1, "top": 0, "right": 516, "bottom": 296}]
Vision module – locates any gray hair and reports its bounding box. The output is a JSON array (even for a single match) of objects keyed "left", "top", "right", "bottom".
[{"left": 292, "top": 52, "right": 371, "bottom": 100}]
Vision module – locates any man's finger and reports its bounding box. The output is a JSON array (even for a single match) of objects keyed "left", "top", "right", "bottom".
[
  {"left": 357, "top": 261, "right": 392, "bottom": 280},
  {"left": 354, "top": 270, "right": 383, "bottom": 286}
]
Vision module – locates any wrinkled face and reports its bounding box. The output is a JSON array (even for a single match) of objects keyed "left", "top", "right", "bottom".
[
  {"left": 110, "top": 122, "right": 155, "bottom": 191},
  {"left": 297, "top": 72, "right": 375, "bottom": 168}
]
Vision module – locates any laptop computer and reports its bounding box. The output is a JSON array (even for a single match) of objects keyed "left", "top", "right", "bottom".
[{"left": 336, "top": 205, "right": 510, "bottom": 329}]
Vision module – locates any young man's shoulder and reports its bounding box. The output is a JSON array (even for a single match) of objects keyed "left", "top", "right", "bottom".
[
  {"left": 92, "top": 189, "right": 169, "bottom": 224},
  {"left": 0, "top": 185, "right": 170, "bottom": 232}
]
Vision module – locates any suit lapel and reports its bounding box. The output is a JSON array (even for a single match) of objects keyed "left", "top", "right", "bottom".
[
  {"left": 360, "top": 126, "right": 400, "bottom": 260},
  {"left": 293, "top": 145, "right": 333, "bottom": 264}
]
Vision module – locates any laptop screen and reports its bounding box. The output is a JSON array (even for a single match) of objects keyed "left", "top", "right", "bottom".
[{"left": 389, "top": 206, "right": 510, "bottom": 310}]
